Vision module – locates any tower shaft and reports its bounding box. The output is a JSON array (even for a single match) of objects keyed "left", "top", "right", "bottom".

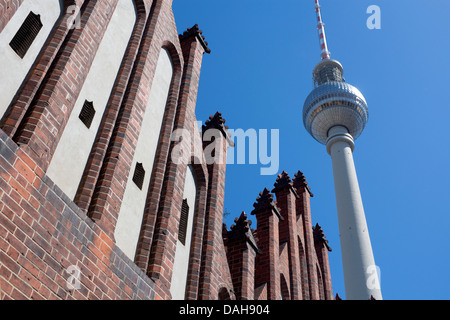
[
  {"left": 303, "top": 0, "right": 381, "bottom": 299},
  {"left": 326, "top": 126, "right": 382, "bottom": 300}
]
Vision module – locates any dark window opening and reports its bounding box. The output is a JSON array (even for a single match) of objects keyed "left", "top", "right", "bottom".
[
  {"left": 79, "top": 100, "right": 96, "bottom": 129},
  {"left": 178, "top": 199, "right": 189, "bottom": 246},
  {"left": 9, "top": 11, "right": 43, "bottom": 59},
  {"left": 132, "top": 162, "right": 145, "bottom": 190}
]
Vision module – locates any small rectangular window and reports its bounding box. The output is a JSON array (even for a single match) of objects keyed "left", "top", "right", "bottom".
[
  {"left": 9, "top": 11, "right": 43, "bottom": 59},
  {"left": 132, "top": 162, "right": 145, "bottom": 190},
  {"left": 79, "top": 100, "right": 96, "bottom": 129},
  {"left": 178, "top": 199, "right": 189, "bottom": 246}
]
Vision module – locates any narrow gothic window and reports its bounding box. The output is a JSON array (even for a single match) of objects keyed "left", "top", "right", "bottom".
[
  {"left": 178, "top": 199, "right": 189, "bottom": 246},
  {"left": 79, "top": 100, "right": 96, "bottom": 128},
  {"left": 132, "top": 162, "right": 145, "bottom": 190},
  {"left": 9, "top": 11, "right": 43, "bottom": 59}
]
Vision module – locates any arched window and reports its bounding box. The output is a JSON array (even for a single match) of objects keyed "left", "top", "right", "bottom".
[
  {"left": 114, "top": 47, "right": 174, "bottom": 259},
  {"left": 0, "top": 0, "right": 63, "bottom": 118}
]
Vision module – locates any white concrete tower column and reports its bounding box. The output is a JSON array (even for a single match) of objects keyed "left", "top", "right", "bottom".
[
  {"left": 326, "top": 126, "right": 382, "bottom": 300},
  {"left": 303, "top": 0, "right": 382, "bottom": 300}
]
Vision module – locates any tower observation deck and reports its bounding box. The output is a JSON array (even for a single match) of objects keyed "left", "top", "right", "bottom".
[{"left": 302, "top": 0, "right": 382, "bottom": 300}]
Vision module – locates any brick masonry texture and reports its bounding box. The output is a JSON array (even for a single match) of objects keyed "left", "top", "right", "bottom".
[
  {"left": 0, "top": 130, "right": 158, "bottom": 299},
  {"left": 0, "top": 0, "right": 24, "bottom": 34},
  {"left": 0, "top": 0, "right": 334, "bottom": 300}
]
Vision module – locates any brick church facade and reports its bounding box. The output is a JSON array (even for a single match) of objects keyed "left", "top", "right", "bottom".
[{"left": 0, "top": 0, "right": 334, "bottom": 300}]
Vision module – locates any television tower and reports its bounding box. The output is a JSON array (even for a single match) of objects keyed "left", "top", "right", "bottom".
[{"left": 302, "top": 0, "right": 382, "bottom": 300}]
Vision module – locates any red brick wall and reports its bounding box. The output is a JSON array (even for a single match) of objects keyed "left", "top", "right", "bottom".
[
  {"left": 0, "top": 130, "right": 160, "bottom": 299},
  {"left": 0, "top": 0, "right": 333, "bottom": 301},
  {"left": 198, "top": 113, "right": 235, "bottom": 300},
  {"left": 278, "top": 242, "right": 290, "bottom": 299},
  {"left": 273, "top": 172, "right": 302, "bottom": 299},
  {"left": 293, "top": 171, "right": 321, "bottom": 299},
  {"left": 314, "top": 224, "right": 334, "bottom": 300},
  {"left": 252, "top": 188, "right": 282, "bottom": 300},
  {"left": 0, "top": 0, "right": 217, "bottom": 301},
  {"left": 248, "top": 172, "right": 334, "bottom": 300},
  {"left": 226, "top": 212, "right": 258, "bottom": 300},
  {"left": 254, "top": 283, "right": 267, "bottom": 300},
  {"left": 0, "top": 0, "right": 24, "bottom": 33}
]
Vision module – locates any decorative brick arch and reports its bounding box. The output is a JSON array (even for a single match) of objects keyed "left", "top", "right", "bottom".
[
  {"left": 184, "top": 160, "right": 208, "bottom": 299},
  {"left": 218, "top": 287, "right": 232, "bottom": 300},
  {"left": 316, "top": 264, "right": 325, "bottom": 300},
  {"left": 75, "top": 0, "right": 186, "bottom": 253},
  {"left": 5, "top": 0, "right": 121, "bottom": 176},
  {"left": 74, "top": 0, "right": 150, "bottom": 214},
  {"left": 133, "top": 39, "right": 185, "bottom": 273},
  {"left": 280, "top": 273, "right": 290, "bottom": 300},
  {"left": 136, "top": 18, "right": 211, "bottom": 300},
  {"left": 298, "top": 235, "right": 309, "bottom": 299}
]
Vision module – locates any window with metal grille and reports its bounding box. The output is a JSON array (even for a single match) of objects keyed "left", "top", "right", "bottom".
[
  {"left": 79, "top": 100, "right": 96, "bottom": 129},
  {"left": 178, "top": 199, "right": 189, "bottom": 246},
  {"left": 9, "top": 11, "right": 43, "bottom": 59},
  {"left": 132, "top": 162, "right": 145, "bottom": 190}
]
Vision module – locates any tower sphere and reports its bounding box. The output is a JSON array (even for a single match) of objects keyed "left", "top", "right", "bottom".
[{"left": 303, "top": 59, "right": 369, "bottom": 145}]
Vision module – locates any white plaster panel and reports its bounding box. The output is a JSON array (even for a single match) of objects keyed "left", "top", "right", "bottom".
[
  {"left": 0, "top": 0, "right": 62, "bottom": 117},
  {"left": 170, "top": 165, "right": 198, "bottom": 300},
  {"left": 46, "top": 0, "right": 137, "bottom": 200},
  {"left": 115, "top": 48, "right": 174, "bottom": 260}
]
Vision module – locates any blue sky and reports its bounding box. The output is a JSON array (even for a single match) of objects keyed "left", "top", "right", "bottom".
[{"left": 173, "top": 0, "right": 450, "bottom": 300}]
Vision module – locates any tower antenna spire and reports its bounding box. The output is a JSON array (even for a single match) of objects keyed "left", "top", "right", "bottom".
[{"left": 315, "top": 0, "right": 331, "bottom": 60}]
